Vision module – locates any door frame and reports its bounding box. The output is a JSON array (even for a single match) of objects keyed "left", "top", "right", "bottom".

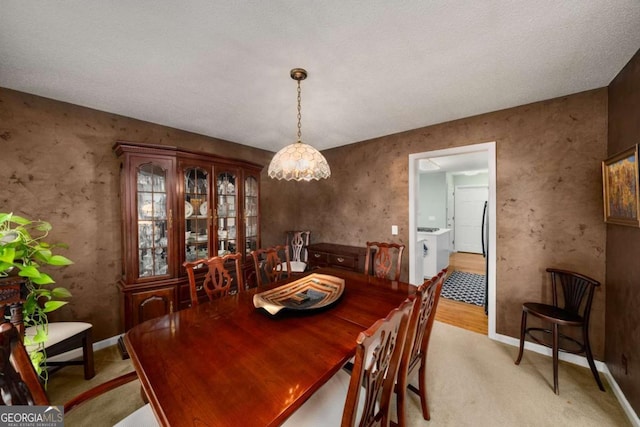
[{"left": 408, "top": 141, "right": 497, "bottom": 338}]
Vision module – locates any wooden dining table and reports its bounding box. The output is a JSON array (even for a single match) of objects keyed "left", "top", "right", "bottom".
[{"left": 124, "top": 267, "right": 415, "bottom": 427}]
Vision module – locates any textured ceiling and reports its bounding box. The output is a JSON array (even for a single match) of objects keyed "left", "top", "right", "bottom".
[{"left": 1, "top": 1, "right": 639, "bottom": 152}]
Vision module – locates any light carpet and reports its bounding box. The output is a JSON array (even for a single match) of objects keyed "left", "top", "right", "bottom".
[{"left": 46, "top": 321, "right": 631, "bottom": 426}]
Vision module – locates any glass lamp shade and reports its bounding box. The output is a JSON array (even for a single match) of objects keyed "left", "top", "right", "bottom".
[{"left": 267, "top": 141, "right": 331, "bottom": 181}]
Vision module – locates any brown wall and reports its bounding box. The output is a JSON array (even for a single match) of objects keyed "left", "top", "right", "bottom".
[
  {"left": 2, "top": 85, "right": 609, "bottom": 362},
  {"left": 0, "top": 88, "right": 274, "bottom": 341},
  {"left": 276, "top": 89, "right": 608, "bottom": 357},
  {"left": 607, "top": 48, "right": 640, "bottom": 414}
]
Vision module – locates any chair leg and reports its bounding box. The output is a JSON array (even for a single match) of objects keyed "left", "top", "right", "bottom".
[
  {"left": 552, "top": 323, "right": 559, "bottom": 395},
  {"left": 395, "top": 381, "right": 407, "bottom": 427},
  {"left": 515, "top": 310, "right": 527, "bottom": 365},
  {"left": 583, "top": 327, "right": 605, "bottom": 391},
  {"left": 82, "top": 329, "right": 95, "bottom": 380},
  {"left": 417, "top": 360, "right": 430, "bottom": 421}
]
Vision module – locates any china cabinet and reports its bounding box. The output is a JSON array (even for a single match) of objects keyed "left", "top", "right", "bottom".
[{"left": 114, "top": 142, "right": 262, "bottom": 337}]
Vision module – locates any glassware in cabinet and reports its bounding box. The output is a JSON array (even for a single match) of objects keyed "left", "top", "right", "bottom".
[
  {"left": 244, "top": 174, "right": 259, "bottom": 257},
  {"left": 216, "top": 170, "right": 238, "bottom": 256},
  {"left": 136, "top": 163, "right": 169, "bottom": 278},
  {"left": 184, "top": 167, "right": 210, "bottom": 262}
]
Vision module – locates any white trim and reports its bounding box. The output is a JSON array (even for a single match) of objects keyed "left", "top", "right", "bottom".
[
  {"left": 95, "top": 334, "right": 121, "bottom": 351},
  {"left": 46, "top": 334, "right": 121, "bottom": 362},
  {"left": 494, "top": 333, "right": 640, "bottom": 426},
  {"left": 603, "top": 366, "right": 640, "bottom": 427}
]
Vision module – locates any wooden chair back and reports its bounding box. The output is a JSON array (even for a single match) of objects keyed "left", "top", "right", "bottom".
[
  {"left": 286, "top": 231, "right": 311, "bottom": 264},
  {"left": 342, "top": 299, "right": 413, "bottom": 427},
  {"left": 547, "top": 268, "right": 600, "bottom": 322},
  {"left": 183, "top": 253, "right": 244, "bottom": 306},
  {"left": 250, "top": 245, "right": 291, "bottom": 287},
  {"left": 364, "top": 241, "right": 405, "bottom": 281},
  {"left": 395, "top": 268, "right": 446, "bottom": 424}
]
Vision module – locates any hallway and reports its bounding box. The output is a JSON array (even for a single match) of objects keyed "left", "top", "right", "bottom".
[{"left": 435, "top": 252, "right": 488, "bottom": 335}]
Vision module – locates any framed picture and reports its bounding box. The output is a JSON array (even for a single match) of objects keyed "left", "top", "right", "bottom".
[{"left": 602, "top": 145, "right": 640, "bottom": 227}]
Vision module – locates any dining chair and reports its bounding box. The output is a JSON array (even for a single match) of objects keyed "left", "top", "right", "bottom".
[
  {"left": 514, "top": 268, "right": 605, "bottom": 394},
  {"left": 0, "top": 322, "right": 158, "bottom": 426},
  {"left": 183, "top": 252, "right": 244, "bottom": 306},
  {"left": 364, "top": 241, "right": 405, "bottom": 281},
  {"left": 285, "top": 230, "right": 311, "bottom": 274},
  {"left": 24, "top": 322, "right": 95, "bottom": 380},
  {"left": 0, "top": 276, "right": 95, "bottom": 380},
  {"left": 282, "top": 299, "right": 413, "bottom": 427},
  {"left": 395, "top": 268, "right": 446, "bottom": 425},
  {"left": 250, "top": 245, "right": 291, "bottom": 287}
]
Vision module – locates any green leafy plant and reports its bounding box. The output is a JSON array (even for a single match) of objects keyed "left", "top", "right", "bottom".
[{"left": 0, "top": 212, "right": 73, "bottom": 379}]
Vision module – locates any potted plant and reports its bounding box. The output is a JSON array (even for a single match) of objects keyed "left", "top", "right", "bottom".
[{"left": 0, "top": 212, "right": 73, "bottom": 378}]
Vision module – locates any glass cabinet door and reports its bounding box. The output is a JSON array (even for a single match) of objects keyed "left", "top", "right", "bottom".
[
  {"left": 136, "top": 163, "right": 169, "bottom": 278},
  {"left": 184, "top": 167, "right": 210, "bottom": 262},
  {"left": 215, "top": 170, "right": 238, "bottom": 256},
  {"left": 244, "top": 174, "right": 259, "bottom": 257}
]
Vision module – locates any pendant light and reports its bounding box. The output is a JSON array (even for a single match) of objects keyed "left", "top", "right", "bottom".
[{"left": 267, "top": 68, "right": 331, "bottom": 181}]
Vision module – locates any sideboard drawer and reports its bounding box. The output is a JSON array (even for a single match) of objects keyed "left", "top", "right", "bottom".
[
  {"left": 329, "top": 254, "right": 356, "bottom": 270},
  {"left": 306, "top": 243, "right": 366, "bottom": 273},
  {"left": 309, "top": 251, "right": 328, "bottom": 264}
]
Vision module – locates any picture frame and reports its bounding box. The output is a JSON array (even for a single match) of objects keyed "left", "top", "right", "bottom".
[{"left": 602, "top": 145, "right": 640, "bottom": 227}]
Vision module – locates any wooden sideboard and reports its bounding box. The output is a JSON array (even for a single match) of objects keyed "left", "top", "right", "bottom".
[{"left": 307, "top": 243, "right": 366, "bottom": 273}]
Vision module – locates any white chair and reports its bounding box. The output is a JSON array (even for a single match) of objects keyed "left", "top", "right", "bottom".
[
  {"left": 25, "top": 321, "right": 95, "bottom": 379},
  {"left": 284, "top": 231, "right": 311, "bottom": 274},
  {"left": 282, "top": 299, "right": 413, "bottom": 427},
  {"left": 1, "top": 322, "right": 158, "bottom": 426}
]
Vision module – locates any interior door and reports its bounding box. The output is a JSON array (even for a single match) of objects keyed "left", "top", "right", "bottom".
[{"left": 454, "top": 185, "right": 488, "bottom": 253}]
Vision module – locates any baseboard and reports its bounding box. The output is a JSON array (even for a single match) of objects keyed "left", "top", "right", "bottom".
[
  {"left": 45, "top": 334, "right": 122, "bottom": 363},
  {"left": 94, "top": 334, "right": 121, "bottom": 351},
  {"left": 493, "top": 333, "right": 639, "bottom": 427},
  {"left": 601, "top": 365, "right": 640, "bottom": 427}
]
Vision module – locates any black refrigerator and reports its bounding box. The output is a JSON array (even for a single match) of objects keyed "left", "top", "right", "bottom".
[{"left": 481, "top": 200, "right": 489, "bottom": 314}]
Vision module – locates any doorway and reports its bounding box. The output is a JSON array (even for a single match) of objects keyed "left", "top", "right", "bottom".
[{"left": 408, "top": 142, "right": 497, "bottom": 338}]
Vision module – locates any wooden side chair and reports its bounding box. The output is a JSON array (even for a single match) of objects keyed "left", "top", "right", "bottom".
[
  {"left": 25, "top": 322, "right": 95, "bottom": 380},
  {"left": 285, "top": 230, "right": 311, "bottom": 274},
  {"left": 183, "top": 252, "right": 244, "bottom": 306},
  {"left": 282, "top": 299, "right": 413, "bottom": 427},
  {"left": 250, "top": 245, "right": 291, "bottom": 287},
  {"left": 0, "top": 276, "right": 95, "bottom": 380},
  {"left": 514, "top": 268, "right": 605, "bottom": 394},
  {"left": 395, "top": 268, "right": 446, "bottom": 425},
  {"left": 0, "top": 322, "right": 158, "bottom": 425},
  {"left": 364, "top": 241, "right": 405, "bottom": 281}
]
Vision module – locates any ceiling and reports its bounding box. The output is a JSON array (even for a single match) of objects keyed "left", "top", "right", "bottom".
[
  {"left": 419, "top": 151, "right": 488, "bottom": 174},
  {"left": 2, "top": 1, "right": 639, "bottom": 153}
]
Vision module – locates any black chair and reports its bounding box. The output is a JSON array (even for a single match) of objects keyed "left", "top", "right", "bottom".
[{"left": 514, "top": 268, "right": 605, "bottom": 394}]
